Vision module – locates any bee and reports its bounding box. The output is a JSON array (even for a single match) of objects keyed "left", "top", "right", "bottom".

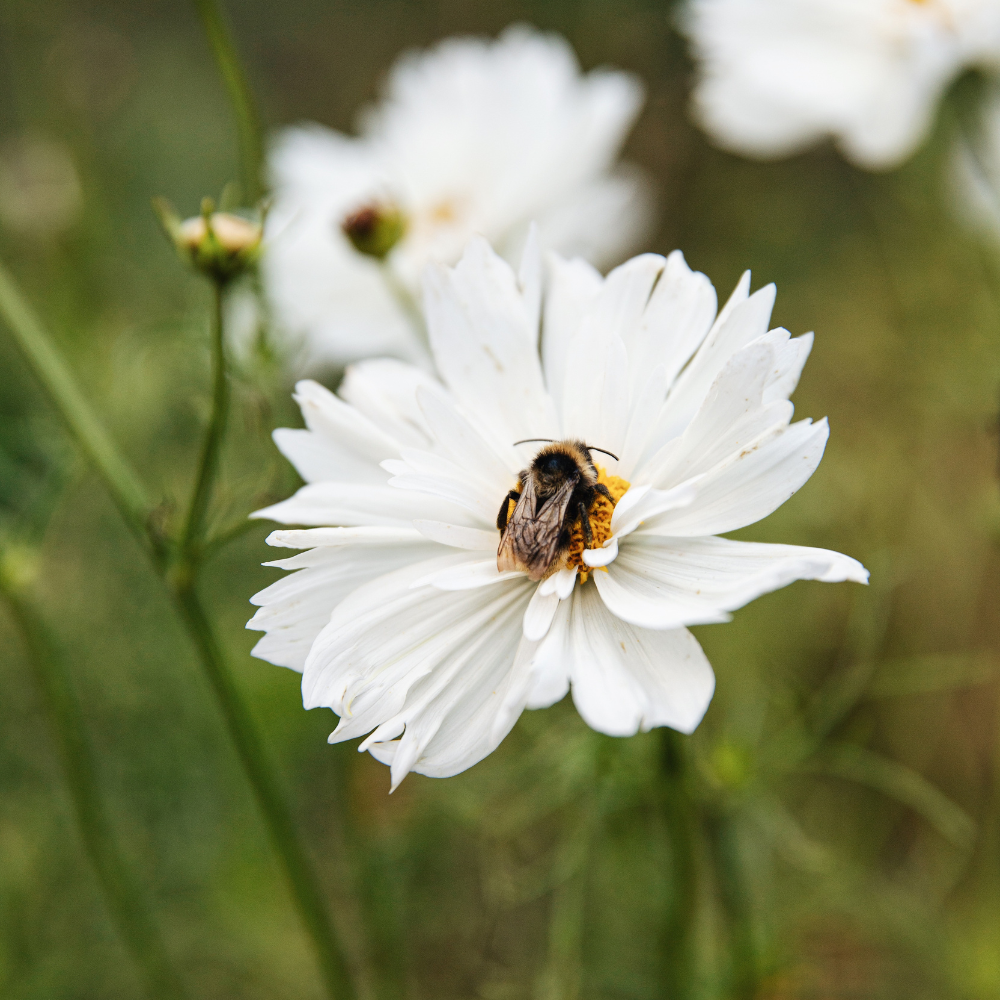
[{"left": 497, "top": 439, "right": 618, "bottom": 581}]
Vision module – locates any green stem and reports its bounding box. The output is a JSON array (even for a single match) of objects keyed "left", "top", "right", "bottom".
[
  {"left": 659, "top": 730, "right": 698, "bottom": 1000},
  {"left": 0, "top": 260, "right": 156, "bottom": 560},
  {"left": 190, "top": 0, "right": 264, "bottom": 201},
  {"left": 536, "top": 868, "right": 587, "bottom": 1000},
  {"left": 704, "top": 808, "right": 759, "bottom": 1000},
  {"left": 0, "top": 258, "right": 356, "bottom": 999},
  {"left": 181, "top": 282, "right": 228, "bottom": 552},
  {"left": 0, "top": 564, "right": 188, "bottom": 1000},
  {"left": 170, "top": 277, "right": 355, "bottom": 1000},
  {"left": 169, "top": 581, "right": 355, "bottom": 999}
]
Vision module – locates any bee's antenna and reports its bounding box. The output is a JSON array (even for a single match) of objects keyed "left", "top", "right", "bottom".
[
  {"left": 587, "top": 445, "right": 619, "bottom": 462},
  {"left": 513, "top": 438, "right": 555, "bottom": 447}
]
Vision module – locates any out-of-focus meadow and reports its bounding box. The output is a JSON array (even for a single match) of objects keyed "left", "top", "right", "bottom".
[{"left": 1, "top": 1, "right": 999, "bottom": 998}]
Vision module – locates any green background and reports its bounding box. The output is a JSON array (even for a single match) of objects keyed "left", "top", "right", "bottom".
[{"left": 1, "top": 0, "right": 998, "bottom": 997}]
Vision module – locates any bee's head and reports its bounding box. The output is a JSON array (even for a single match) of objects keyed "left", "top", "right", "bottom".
[{"left": 530, "top": 442, "right": 591, "bottom": 490}]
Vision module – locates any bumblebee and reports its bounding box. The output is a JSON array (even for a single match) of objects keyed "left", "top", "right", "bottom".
[{"left": 497, "top": 439, "right": 618, "bottom": 582}]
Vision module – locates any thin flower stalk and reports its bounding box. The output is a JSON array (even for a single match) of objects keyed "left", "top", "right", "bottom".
[
  {"left": 659, "top": 731, "right": 699, "bottom": 1000},
  {"left": 0, "top": 261, "right": 158, "bottom": 562},
  {"left": 704, "top": 808, "right": 760, "bottom": 999},
  {"left": 179, "top": 282, "right": 228, "bottom": 554},
  {"left": 190, "top": 0, "right": 264, "bottom": 201},
  {"left": 0, "top": 555, "right": 188, "bottom": 1000},
  {"left": 0, "top": 258, "right": 356, "bottom": 1000},
  {"left": 171, "top": 275, "right": 356, "bottom": 1000}
]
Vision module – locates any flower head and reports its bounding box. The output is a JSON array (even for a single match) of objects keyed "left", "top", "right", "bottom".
[
  {"left": 248, "top": 234, "right": 867, "bottom": 790},
  {"left": 263, "top": 25, "right": 652, "bottom": 367},
  {"left": 341, "top": 201, "right": 408, "bottom": 260},
  {"left": 682, "top": 0, "right": 1000, "bottom": 169},
  {"left": 154, "top": 197, "right": 263, "bottom": 283}
]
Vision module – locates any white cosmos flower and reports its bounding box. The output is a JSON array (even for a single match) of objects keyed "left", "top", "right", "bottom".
[
  {"left": 247, "top": 234, "right": 868, "bottom": 790},
  {"left": 263, "top": 25, "right": 651, "bottom": 368},
  {"left": 682, "top": 0, "right": 1000, "bottom": 169}
]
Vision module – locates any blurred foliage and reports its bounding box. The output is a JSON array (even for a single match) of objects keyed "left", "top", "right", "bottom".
[{"left": 0, "top": 0, "right": 999, "bottom": 998}]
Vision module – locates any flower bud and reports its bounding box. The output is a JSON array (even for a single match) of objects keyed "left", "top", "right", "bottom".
[
  {"left": 341, "top": 202, "right": 406, "bottom": 260},
  {"left": 153, "top": 196, "right": 263, "bottom": 283}
]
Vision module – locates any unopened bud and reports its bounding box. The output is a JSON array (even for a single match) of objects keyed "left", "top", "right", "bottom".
[
  {"left": 341, "top": 202, "right": 406, "bottom": 260},
  {"left": 153, "top": 196, "right": 263, "bottom": 283}
]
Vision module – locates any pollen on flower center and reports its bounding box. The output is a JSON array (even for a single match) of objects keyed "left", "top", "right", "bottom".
[
  {"left": 429, "top": 199, "right": 459, "bottom": 224},
  {"left": 567, "top": 466, "right": 630, "bottom": 584}
]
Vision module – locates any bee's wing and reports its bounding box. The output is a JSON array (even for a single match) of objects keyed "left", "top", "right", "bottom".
[{"left": 497, "top": 474, "right": 576, "bottom": 581}]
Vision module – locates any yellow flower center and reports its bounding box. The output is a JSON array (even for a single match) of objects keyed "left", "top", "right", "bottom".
[
  {"left": 568, "top": 466, "right": 630, "bottom": 583},
  {"left": 500, "top": 465, "right": 630, "bottom": 584},
  {"left": 429, "top": 199, "right": 459, "bottom": 224}
]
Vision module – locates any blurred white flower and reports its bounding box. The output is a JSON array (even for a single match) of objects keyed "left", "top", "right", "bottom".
[
  {"left": 682, "top": 0, "right": 1000, "bottom": 169},
  {"left": 263, "top": 25, "right": 653, "bottom": 368},
  {"left": 950, "top": 82, "right": 1000, "bottom": 239},
  {"left": 248, "top": 234, "right": 867, "bottom": 789}
]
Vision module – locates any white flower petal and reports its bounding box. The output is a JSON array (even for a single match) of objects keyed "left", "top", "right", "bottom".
[
  {"left": 597, "top": 336, "right": 631, "bottom": 460},
  {"left": 609, "top": 481, "right": 699, "bottom": 539},
  {"left": 567, "top": 584, "right": 715, "bottom": 736},
  {"left": 523, "top": 596, "right": 573, "bottom": 710},
  {"left": 518, "top": 222, "right": 542, "bottom": 340},
  {"left": 642, "top": 417, "right": 829, "bottom": 537},
  {"left": 538, "top": 565, "right": 579, "bottom": 599},
  {"left": 596, "top": 535, "right": 866, "bottom": 631},
  {"left": 635, "top": 336, "right": 794, "bottom": 489},
  {"left": 273, "top": 379, "right": 401, "bottom": 485},
  {"left": 416, "top": 388, "right": 519, "bottom": 494},
  {"left": 560, "top": 254, "right": 665, "bottom": 441},
  {"left": 414, "top": 557, "right": 524, "bottom": 591},
  {"left": 523, "top": 584, "right": 560, "bottom": 640},
  {"left": 252, "top": 482, "right": 476, "bottom": 528},
  {"left": 247, "top": 529, "right": 439, "bottom": 671},
  {"left": 617, "top": 365, "right": 668, "bottom": 479},
  {"left": 542, "top": 253, "right": 603, "bottom": 417},
  {"left": 388, "top": 463, "right": 497, "bottom": 528},
  {"left": 651, "top": 281, "right": 776, "bottom": 447},
  {"left": 763, "top": 330, "right": 813, "bottom": 404},
  {"left": 582, "top": 537, "right": 619, "bottom": 567},
  {"left": 424, "top": 237, "right": 559, "bottom": 446},
  {"left": 625, "top": 250, "right": 718, "bottom": 396},
  {"left": 412, "top": 520, "right": 498, "bottom": 550},
  {"left": 338, "top": 359, "right": 444, "bottom": 447},
  {"left": 303, "top": 555, "right": 535, "bottom": 788},
  {"left": 264, "top": 526, "right": 426, "bottom": 550}
]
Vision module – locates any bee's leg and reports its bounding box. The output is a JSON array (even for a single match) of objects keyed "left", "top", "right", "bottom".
[
  {"left": 497, "top": 490, "right": 521, "bottom": 531},
  {"left": 578, "top": 499, "right": 594, "bottom": 549},
  {"left": 594, "top": 483, "right": 616, "bottom": 506}
]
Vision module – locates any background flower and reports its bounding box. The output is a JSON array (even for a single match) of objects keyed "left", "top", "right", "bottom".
[
  {"left": 682, "top": 0, "right": 1000, "bottom": 169},
  {"left": 6, "top": 2, "right": 998, "bottom": 994},
  {"left": 263, "top": 25, "right": 652, "bottom": 367},
  {"left": 249, "top": 236, "right": 866, "bottom": 788}
]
